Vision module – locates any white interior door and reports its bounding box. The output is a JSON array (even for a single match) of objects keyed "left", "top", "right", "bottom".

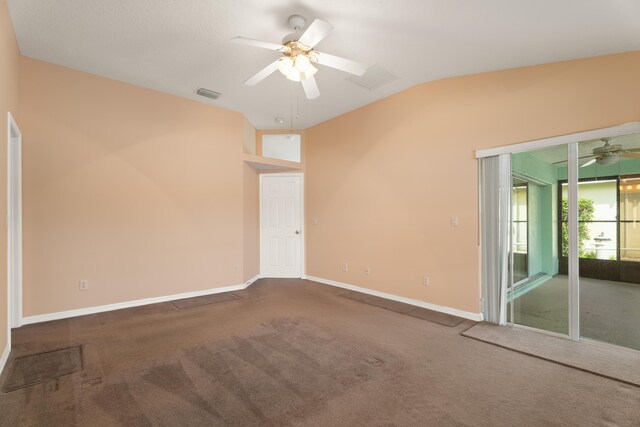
[{"left": 260, "top": 174, "right": 303, "bottom": 278}]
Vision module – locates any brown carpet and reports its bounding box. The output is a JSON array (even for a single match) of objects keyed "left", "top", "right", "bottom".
[
  {"left": 462, "top": 322, "right": 640, "bottom": 387},
  {"left": 340, "top": 290, "right": 465, "bottom": 327},
  {"left": 2, "top": 346, "right": 82, "bottom": 392},
  {"left": 339, "top": 290, "right": 416, "bottom": 313},
  {"left": 171, "top": 292, "right": 239, "bottom": 310},
  {"left": 1, "top": 278, "right": 639, "bottom": 426},
  {"left": 407, "top": 307, "right": 465, "bottom": 327}
]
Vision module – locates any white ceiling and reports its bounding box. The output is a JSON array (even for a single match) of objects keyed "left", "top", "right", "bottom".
[{"left": 6, "top": 0, "right": 640, "bottom": 130}]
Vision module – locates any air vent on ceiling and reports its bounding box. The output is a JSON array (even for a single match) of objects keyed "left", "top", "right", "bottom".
[
  {"left": 347, "top": 65, "right": 398, "bottom": 90},
  {"left": 196, "top": 88, "right": 221, "bottom": 100}
]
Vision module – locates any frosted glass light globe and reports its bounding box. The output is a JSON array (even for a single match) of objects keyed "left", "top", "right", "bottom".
[
  {"left": 294, "top": 54, "right": 311, "bottom": 72},
  {"left": 278, "top": 57, "right": 294, "bottom": 76}
]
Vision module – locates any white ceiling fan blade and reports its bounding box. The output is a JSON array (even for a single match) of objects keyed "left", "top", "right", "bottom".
[
  {"left": 580, "top": 158, "right": 597, "bottom": 168},
  {"left": 244, "top": 60, "right": 280, "bottom": 86},
  {"left": 314, "top": 51, "right": 369, "bottom": 76},
  {"left": 301, "top": 76, "right": 320, "bottom": 99},
  {"left": 231, "top": 37, "right": 284, "bottom": 51},
  {"left": 298, "top": 19, "right": 334, "bottom": 48},
  {"left": 552, "top": 155, "right": 594, "bottom": 165}
]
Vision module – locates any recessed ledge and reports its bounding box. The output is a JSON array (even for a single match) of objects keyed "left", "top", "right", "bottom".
[{"left": 243, "top": 154, "right": 303, "bottom": 171}]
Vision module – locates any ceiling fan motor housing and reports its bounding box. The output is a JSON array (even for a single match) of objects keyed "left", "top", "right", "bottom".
[
  {"left": 288, "top": 15, "right": 306, "bottom": 31},
  {"left": 283, "top": 15, "right": 307, "bottom": 44},
  {"left": 593, "top": 142, "right": 622, "bottom": 155},
  {"left": 597, "top": 153, "right": 620, "bottom": 165}
]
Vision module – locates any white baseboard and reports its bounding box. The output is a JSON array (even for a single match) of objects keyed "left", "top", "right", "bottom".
[
  {"left": 0, "top": 342, "right": 10, "bottom": 376},
  {"left": 305, "top": 275, "right": 483, "bottom": 322},
  {"left": 21, "top": 278, "right": 262, "bottom": 326},
  {"left": 243, "top": 274, "right": 261, "bottom": 286}
]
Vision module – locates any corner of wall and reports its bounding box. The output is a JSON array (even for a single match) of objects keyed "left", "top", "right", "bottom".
[{"left": 0, "top": 0, "right": 21, "bottom": 372}]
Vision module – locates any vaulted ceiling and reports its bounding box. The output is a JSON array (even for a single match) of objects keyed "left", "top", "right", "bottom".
[{"left": 7, "top": 0, "right": 640, "bottom": 129}]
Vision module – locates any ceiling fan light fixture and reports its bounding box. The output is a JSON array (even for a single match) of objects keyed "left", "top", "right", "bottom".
[
  {"left": 235, "top": 16, "right": 369, "bottom": 99},
  {"left": 302, "top": 64, "right": 318, "bottom": 79},
  {"left": 294, "top": 54, "right": 311, "bottom": 72},
  {"left": 286, "top": 67, "right": 301, "bottom": 82},
  {"left": 277, "top": 57, "right": 294, "bottom": 76}
]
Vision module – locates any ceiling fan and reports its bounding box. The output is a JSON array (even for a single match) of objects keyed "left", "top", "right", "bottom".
[
  {"left": 553, "top": 138, "right": 640, "bottom": 167},
  {"left": 232, "top": 15, "right": 369, "bottom": 100}
]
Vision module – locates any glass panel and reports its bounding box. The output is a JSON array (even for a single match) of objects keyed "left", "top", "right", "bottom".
[
  {"left": 620, "top": 176, "right": 640, "bottom": 262},
  {"left": 561, "top": 180, "right": 617, "bottom": 260},
  {"left": 512, "top": 180, "right": 528, "bottom": 284},
  {"left": 262, "top": 134, "right": 301, "bottom": 162},
  {"left": 578, "top": 134, "right": 640, "bottom": 351},
  {"left": 510, "top": 146, "right": 568, "bottom": 335}
]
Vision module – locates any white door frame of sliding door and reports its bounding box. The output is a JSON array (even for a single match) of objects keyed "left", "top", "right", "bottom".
[{"left": 567, "top": 142, "right": 579, "bottom": 341}]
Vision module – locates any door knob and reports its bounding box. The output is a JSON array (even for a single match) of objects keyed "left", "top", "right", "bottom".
[{"left": 295, "top": 230, "right": 300, "bottom": 235}]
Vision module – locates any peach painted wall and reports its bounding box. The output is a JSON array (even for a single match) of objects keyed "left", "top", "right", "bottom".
[
  {"left": 242, "top": 117, "right": 260, "bottom": 282},
  {"left": 0, "top": 0, "right": 19, "bottom": 355},
  {"left": 242, "top": 164, "right": 259, "bottom": 282},
  {"left": 19, "top": 57, "right": 246, "bottom": 316},
  {"left": 242, "top": 116, "right": 256, "bottom": 155},
  {"left": 305, "top": 52, "right": 640, "bottom": 315}
]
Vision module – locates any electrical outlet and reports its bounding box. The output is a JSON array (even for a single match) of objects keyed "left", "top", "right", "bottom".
[
  {"left": 234, "top": 265, "right": 239, "bottom": 272},
  {"left": 342, "top": 262, "right": 348, "bottom": 272},
  {"left": 451, "top": 215, "right": 459, "bottom": 227},
  {"left": 79, "top": 280, "right": 89, "bottom": 291},
  {"left": 313, "top": 217, "right": 318, "bottom": 225},
  {"left": 423, "top": 276, "right": 430, "bottom": 286},
  {"left": 365, "top": 267, "right": 371, "bottom": 275}
]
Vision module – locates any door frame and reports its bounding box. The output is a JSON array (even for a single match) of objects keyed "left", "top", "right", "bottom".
[
  {"left": 7, "top": 112, "right": 22, "bottom": 334},
  {"left": 259, "top": 172, "right": 305, "bottom": 278}
]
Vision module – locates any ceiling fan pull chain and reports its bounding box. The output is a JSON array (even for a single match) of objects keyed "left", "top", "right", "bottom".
[{"left": 290, "top": 81, "right": 294, "bottom": 130}]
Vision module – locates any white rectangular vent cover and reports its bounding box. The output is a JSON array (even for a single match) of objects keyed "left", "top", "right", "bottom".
[
  {"left": 347, "top": 65, "right": 398, "bottom": 90},
  {"left": 196, "top": 88, "right": 221, "bottom": 99}
]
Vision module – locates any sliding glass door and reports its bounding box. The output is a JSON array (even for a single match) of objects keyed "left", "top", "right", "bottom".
[
  {"left": 510, "top": 146, "right": 569, "bottom": 335},
  {"left": 507, "top": 132, "right": 640, "bottom": 351},
  {"left": 576, "top": 138, "right": 640, "bottom": 351}
]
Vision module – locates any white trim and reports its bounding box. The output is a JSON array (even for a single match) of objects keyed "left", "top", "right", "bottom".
[
  {"left": 244, "top": 274, "right": 261, "bottom": 286},
  {"left": 306, "top": 275, "right": 483, "bottom": 322},
  {"left": 259, "top": 172, "right": 305, "bottom": 278},
  {"left": 567, "top": 143, "right": 580, "bottom": 341},
  {"left": 0, "top": 342, "right": 9, "bottom": 376},
  {"left": 7, "top": 112, "right": 23, "bottom": 342},
  {"left": 475, "top": 122, "right": 640, "bottom": 158},
  {"left": 21, "top": 279, "right": 259, "bottom": 325}
]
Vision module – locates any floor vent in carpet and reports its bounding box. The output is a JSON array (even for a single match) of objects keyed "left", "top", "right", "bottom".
[
  {"left": 2, "top": 346, "right": 83, "bottom": 392},
  {"left": 171, "top": 292, "right": 240, "bottom": 309}
]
